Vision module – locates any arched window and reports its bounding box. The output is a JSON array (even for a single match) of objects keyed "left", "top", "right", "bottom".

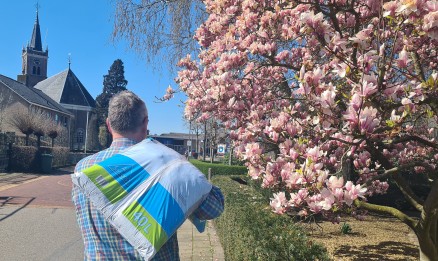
[
  {"left": 37, "top": 67, "right": 41, "bottom": 75},
  {"left": 76, "top": 129, "right": 84, "bottom": 143},
  {"left": 32, "top": 66, "right": 36, "bottom": 74}
]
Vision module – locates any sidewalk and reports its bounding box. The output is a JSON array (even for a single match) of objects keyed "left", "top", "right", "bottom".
[
  {"left": 178, "top": 220, "right": 225, "bottom": 261},
  {"left": 0, "top": 167, "right": 225, "bottom": 261}
]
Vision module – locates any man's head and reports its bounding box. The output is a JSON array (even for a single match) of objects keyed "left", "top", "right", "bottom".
[{"left": 107, "top": 90, "right": 148, "bottom": 141}]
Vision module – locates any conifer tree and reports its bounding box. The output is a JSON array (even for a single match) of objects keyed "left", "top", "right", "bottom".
[{"left": 95, "top": 59, "right": 128, "bottom": 147}]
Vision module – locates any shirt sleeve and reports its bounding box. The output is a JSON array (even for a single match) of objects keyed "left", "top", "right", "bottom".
[{"left": 192, "top": 185, "right": 225, "bottom": 220}]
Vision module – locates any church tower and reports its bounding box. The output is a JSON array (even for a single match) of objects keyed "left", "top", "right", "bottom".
[{"left": 17, "top": 9, "right": 48, "bottom": 87}]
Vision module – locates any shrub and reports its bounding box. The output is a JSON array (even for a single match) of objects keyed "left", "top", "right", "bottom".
[
  {"left": 340, "top": 222, "right": 352, "bottom": 235},
  {"left": 9, "top": 145, "right": 39, "bottom": 172},
  {"left": 212, "top": 176, "right": 329, "bottom": 261},
  {"left": 222, "top": 151, "right": 246, "bottom": 166},
  {"left": 38, "top": 146, "right": 71, "bottom": 168},
  {"left": 68, "top": 152, "right": 94, "bottom": 166},
  {"left": 190, "top": 159, "right": 247, "bottom": 176},
  {"left": 52, "top": 146, "right": 70, "bottom": 167}
]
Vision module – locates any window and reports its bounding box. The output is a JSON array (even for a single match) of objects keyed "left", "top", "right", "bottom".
[
  {"left": 32, "top": 66, "right": 36, "bottom": 74},
  {"left": 76, "top": 129, "right": 84, "bottom": 143},
  {"left": 37, "top": 67, "right": 40, "bottom": 75}
]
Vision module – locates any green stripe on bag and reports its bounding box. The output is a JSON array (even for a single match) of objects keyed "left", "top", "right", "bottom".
[
  {"left": 83, "top": 164, "right": 127, "bottom": 204},
  {"left": 123, "top": 201, "right": 168, "bottom": 251}
]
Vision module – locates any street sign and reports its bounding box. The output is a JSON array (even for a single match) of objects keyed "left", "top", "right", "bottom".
[{"left": 217, "top": 144, "right": 226, "bottom": 155}]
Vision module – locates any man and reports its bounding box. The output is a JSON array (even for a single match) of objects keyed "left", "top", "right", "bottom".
[{"left": 72, "top": 91, "right": 224, "bottom": 260}]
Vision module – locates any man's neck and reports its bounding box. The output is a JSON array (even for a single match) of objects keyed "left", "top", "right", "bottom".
[{"left": 111, "top": 132, "right": 142, "bottom": 143}]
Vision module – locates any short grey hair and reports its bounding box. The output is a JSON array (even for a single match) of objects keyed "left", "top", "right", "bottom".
[{"left": 108, "top": 91, "right": 147, "bottom": 134}]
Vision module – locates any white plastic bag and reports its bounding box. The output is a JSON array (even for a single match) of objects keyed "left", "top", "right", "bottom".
[{"left": 72, "top": 138, "right": 212, "bottom": 260}]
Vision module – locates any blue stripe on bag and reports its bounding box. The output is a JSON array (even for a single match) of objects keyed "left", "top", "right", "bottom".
[
  {"left": 136, "top": 183, "right": 185, "bottom": 237},
  {"left": 99, "top": 154, "right": 150, "bottom": 192}
]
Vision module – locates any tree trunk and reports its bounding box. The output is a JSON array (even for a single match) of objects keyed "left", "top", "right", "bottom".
[
  {"left": 416, "top": 217, "right": 438, "bottom": 261},
  {"left": 203, "top": 122, "right": 207, "bottom": 161},
  {"left": 210, "top": 144, "right": 214, "bottom": 163},
  {"left": 416, "top": 224, "right": 438, "bottom": 261},
  {"left": 51, "top": 138, "right": 55, "bottom": 147},
  {"left": 229, "top": 146, "right": 233, "bottom": 165},
  {"left": 416, "top": 179, "right": 438, "bottom": 261},
  {"left": 25, "top": 134, "right": 29, "bottom": 146}
]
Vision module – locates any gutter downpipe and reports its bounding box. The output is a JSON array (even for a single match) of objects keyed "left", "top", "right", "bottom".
[
  {"left": 84, "top": 110, "right": 89, "bottom": 153},
  {"left": 68, "top": 116, "right": 72, "bottom": 150}
]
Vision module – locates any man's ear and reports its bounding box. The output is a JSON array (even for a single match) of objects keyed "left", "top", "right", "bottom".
[
  {"left": 106, "top": 118, "right": 113, "bottom": 134},
  {"left": 142, "top": 116, "right": 148, "bottom": 134}
]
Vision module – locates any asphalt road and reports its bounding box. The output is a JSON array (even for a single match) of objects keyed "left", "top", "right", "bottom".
[{"left": 0, "top": 167, "right": 84, "bottom": 261}]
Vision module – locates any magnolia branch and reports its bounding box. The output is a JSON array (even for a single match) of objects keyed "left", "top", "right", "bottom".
[
  {"left": 411, "top": 50, "right": 426, "bottom": 82},
  {"left": 354, "top": 199, "right": 417, "bottom": 230},
  {"left": 365, "top": 142, "right": 424, "bottom": 212},
  {"left": 328, "top": 136, "right": 363, "bottom": 146},
  {"left": 365, "top": 160, "right": 435, "bottom": 184},
  {"left": 392, "top": 135, "right": 438, "bottom": 150}
]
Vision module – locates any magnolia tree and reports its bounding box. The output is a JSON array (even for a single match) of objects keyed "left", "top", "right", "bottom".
[{"left": 173, "top": 0, "right": 438, "bottom": 259}]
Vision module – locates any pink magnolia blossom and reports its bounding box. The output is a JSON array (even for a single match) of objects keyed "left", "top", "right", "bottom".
[
  {"left": 359, "top": 107, "right": 379, "bottom": 134},
  {"left": 396, "top": 0, "right": 424, "bottom": 15},
  {"left": 397, "top": 48, "right": 410, "bottom": 68},
  {"left": 327, "top": 176, "right": 344, "bottom": 190},
  {"left": 350, "top": 93, "right": 362, "bottom": 111},
  {"left": 333, "top": 188, "right": 344, "bottom": 201},
  {"left": 332, "top": 63, "right": 349, "bottom": 78},
  {"left": 306, "top": 146, "right": 324, "bottom": 162},
  {"left": 270, "top": 192, "right": 288, "bottom": 214},
  {"left": 349, "top": 28, "right": 372, "bottom": 49},
  {"left": 244, "top": 143, "right": 262, "bottom": 160},
  {"left": 383, "top": 1, "right": 399, "bottom": 17},
  {"left": 319, "top": 84, "right": 336, "bottom": 108},
  {"left": 289, "top": 188, "right": 309, "bottom": 207},
  {"left": 344, "top": 181, "right": 367, "bottom": 206},
  {"left": 360, "top": 79, "right": 378, "bottom": 97},
  {"left": 319, "top": 188, "right": 336, "bottom": 210},
  {"left": 423, "top": 10, "right": 438, "bottom": 40}
]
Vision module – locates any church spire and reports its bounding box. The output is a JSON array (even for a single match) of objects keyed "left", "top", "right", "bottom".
[
  {"left": 30, "top": 8, "right": 43, "bottom": 51},
  {"left": 17, "top": 5, "right": 49, "bottom": 88}
]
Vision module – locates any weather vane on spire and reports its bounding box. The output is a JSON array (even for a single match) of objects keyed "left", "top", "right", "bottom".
[{"left": 68, "top": 53, "right": 72, "bottom": 69}]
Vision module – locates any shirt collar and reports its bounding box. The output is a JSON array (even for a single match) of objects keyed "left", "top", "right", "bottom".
[{"left": 110, "top": 138, "right": 139, "bottom": 149}]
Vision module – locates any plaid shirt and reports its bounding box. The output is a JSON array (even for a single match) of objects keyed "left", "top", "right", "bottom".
[{"left": 72, "top": 138, "right": 224, "bottom": 260}]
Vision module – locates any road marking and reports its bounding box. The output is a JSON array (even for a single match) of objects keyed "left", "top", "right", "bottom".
[
  {"left": 57, "top": 179, "right": 72, "bottom": 187},
  {"left": 0, "top": 176, "right": 48, "bottom": 192}
]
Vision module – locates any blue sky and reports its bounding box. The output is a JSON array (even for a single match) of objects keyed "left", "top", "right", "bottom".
[{"left": 0, "top": 1, "right": 189, "bottom": 135}]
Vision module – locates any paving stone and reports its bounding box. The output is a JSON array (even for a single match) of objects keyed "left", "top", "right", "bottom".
[{"left": 178, "top": 220, "right": 225, "bottom": 261}]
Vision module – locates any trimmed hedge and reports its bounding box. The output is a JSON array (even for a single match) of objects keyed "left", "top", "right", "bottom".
[
  {"left": 212, "top": 175, "right": 329, "bottom": 261},
  {"left": 190, "top": 159, "right": 247, "bottom": 176},
  {"left": 9, "top": 145, "right": 71, "bottom": 172},
  {"left": 33, "top": 146, "right": 71, "bottom": 168},
  {"left": 9, "top": 145, "right": 39, "bottom": 172}
]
